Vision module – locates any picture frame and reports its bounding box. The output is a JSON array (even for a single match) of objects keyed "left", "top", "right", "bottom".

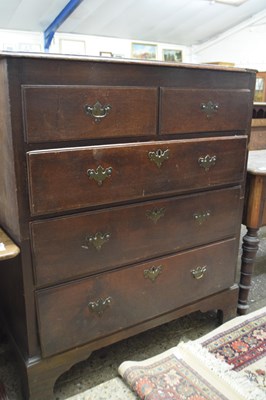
[
  {"left": 59, "top": 39, "right": 86, "bottom": 55},
  {"left": 162, "top": 49, "right": 182, "bottom": 63},
  {"left": 2, "top": 44, "right": 15, "bottom": 51},
  {"left": 18, "top": 43, "right": 42, "bottom": 53},
  {"left": 254, "top": 77, "right": 264, "bottom": 102},
  {"left": 131, "top": 43, "right": 157, "bottom": 60},
  {"left": 99, "top": 52, "right": 113, "bottom": 57}
]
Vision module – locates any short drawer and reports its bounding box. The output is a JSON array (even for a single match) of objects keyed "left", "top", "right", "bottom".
[
  {"left": 27, "top": 136, "right": 247, "bottom": 216},
  {"left": 31, "top": 187, "right": 241, "bottom": 286},
  {"left": 22, "top": 85, "right": 158, "bottom": 142},
  {"left": 36, "top": 238, "right": 237, "bottom": 357},
  {"left": 160, "top": 88, "right": 251, "bottom": 135}
]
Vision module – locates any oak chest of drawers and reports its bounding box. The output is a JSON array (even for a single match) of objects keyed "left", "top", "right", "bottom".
[{"left": 0, "top": 53, "right": 255, "bottom": 399}]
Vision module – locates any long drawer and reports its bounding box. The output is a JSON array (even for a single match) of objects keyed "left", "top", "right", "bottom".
[
  {"left": 22, "top": 85, "right": 158, "bottom": 142},
  {"left": 31, "top": 187, "right": 241, "bottom": 286},
  {"left": 160, "top": 88, "right": 251, "bottom": 134},
  {"left": 36, "top": 238, "right": 237, "bottom": 357},
  {"left": 27, "top": 136, "right": 247, "bottom": 216}
]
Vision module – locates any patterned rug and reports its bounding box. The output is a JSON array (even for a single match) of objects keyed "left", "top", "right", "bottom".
[
  {"left": 199, "top": 307, "right": 266, "bottom": 392},
  {"left": 118, "top": 307, "right": 266, "bottom": 400}
]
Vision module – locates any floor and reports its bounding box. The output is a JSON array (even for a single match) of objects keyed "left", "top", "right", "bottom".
[{"left": 0, "top": 226, "right": 265, "bottom": 400}]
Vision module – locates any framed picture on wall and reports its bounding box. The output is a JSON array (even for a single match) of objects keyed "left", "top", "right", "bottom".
[
  {"left": 254, "top": 77, "right": 265, "bottom": 102},
  {"left": 163, "top": 49, "right": 182, "bottom": 63},
  {"left": 99, "top": 52, "right": 113, "bottom": 57},
  {"left": 19, "top": 43, "right": 42, "bottom": 52},
  {"left": 2, "top": 44, "right": 15, "bottom": 51},
  {"left": 59, "top": 39, "right": 86, "bottom": 55},
  {"left": 131, "top": 43, "right": 157, "bottom": 60}
]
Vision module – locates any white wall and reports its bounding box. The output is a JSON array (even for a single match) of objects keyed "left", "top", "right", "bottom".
[
  {"left": 193, "top": 11, "right": 266, "bottom": 71},
  {"left": 0, "top": 29, "right": 190, "bottom": 63},
  {"left": 0, "top": 10, "right": 265, "bottom": 71}
]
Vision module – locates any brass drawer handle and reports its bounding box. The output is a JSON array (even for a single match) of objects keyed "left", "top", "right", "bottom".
[
  {"left": 87, "top": 165, "right": 112, "bottom": 186},
  {"left": 200, "top": 101, "right": 219, "bottom": 118},
  {"left": 193, "top": 211, "right": 211, "bottom": 225},
  {"left": 84, "top": 100, "right": 112, "bottom": 123},
  {"left": 88, "top": 297, "right": 112, "bottom": 316},
  {"left": 198, "top": 155, "right": 217, "bottom": 171},
  {"left": 83, "top": 232, "right": 111, "bottom": 251},
  {"left": 148, "top": 149, "right": 170, "bottom": 168},
  {"left": 144, "top": 265, "right": 163, "bottom": 282},
  {"left": 146, "top": 207, "right": 166, "bottom": 224},
  {"left": 191, "top": 266, "right": 207, "bottom": 280}
]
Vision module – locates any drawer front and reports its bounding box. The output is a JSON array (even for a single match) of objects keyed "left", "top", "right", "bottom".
[
  {"left": 22, "top": 85, "right": 158, "bottom": 142},
  {"left": 36, "top": 238, "right": 237, "bottom": 357},
  {"left": 31, "top": 187, "right": 241, "bottom": 286},
  {"left": 27, "top": 136, "right": 247, "bottom": 216},
  {"left": 160, "top": 89, "right": 251, "bottom": 135}
]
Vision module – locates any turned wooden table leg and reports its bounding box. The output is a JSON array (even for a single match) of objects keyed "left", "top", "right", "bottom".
[
  {"left": 238, "top": 162, "right": 266, "bottom": 315},
  {"left": 237, "top": 227, "right": 260, "bottom": 315}
]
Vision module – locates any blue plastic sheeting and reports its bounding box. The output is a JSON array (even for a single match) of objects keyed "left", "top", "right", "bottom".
[{"left": 44, "top": 0, "right": 84, "bottom": 51}]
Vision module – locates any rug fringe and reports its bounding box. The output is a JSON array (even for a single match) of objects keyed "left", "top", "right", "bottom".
[{"left": 175, "top": 341, "right": 265, "bottom": 400}]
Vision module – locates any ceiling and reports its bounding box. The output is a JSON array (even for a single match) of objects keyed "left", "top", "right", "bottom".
[{"left": 0, "top": 0, "right": 266, "bottom": 46}]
